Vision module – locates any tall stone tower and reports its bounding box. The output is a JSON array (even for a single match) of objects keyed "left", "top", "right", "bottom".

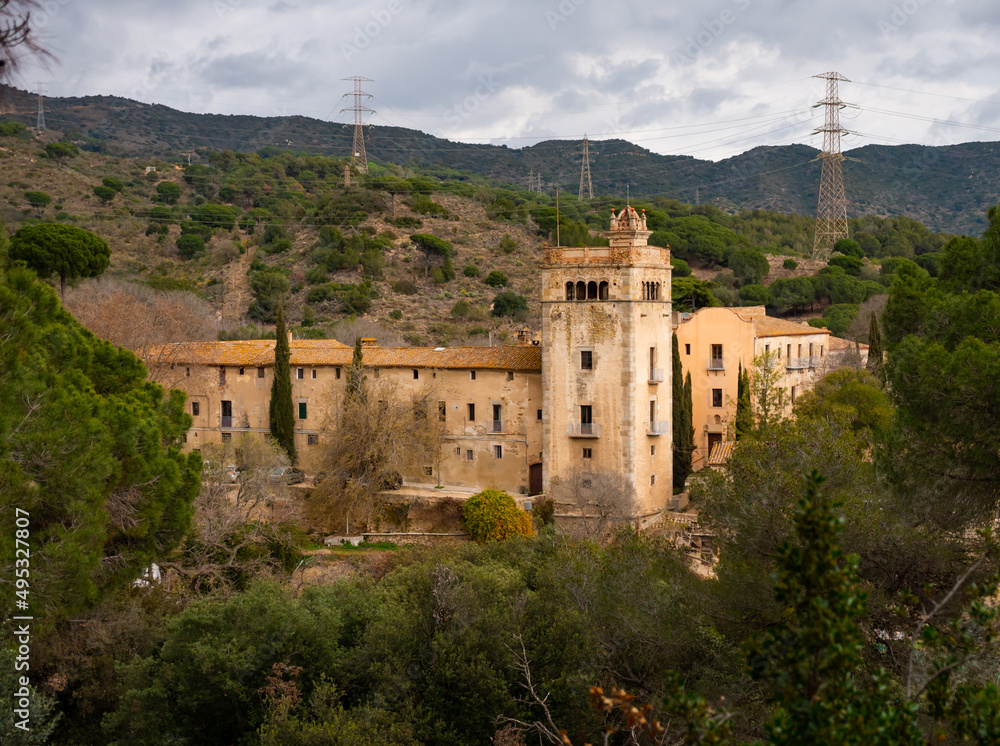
[{"left": 541, "top": 205, "right": 673, "bottom": 516}]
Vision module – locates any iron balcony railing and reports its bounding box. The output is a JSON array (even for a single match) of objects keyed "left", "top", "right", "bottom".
[
  {"left": 786, "top": 356, "right": 819, "bottom": 370},
  {"left": 647, "top": 420, "right": 669, "bottom": 435},
  {"left": 568, "top": 423, "right": 600, "bottom": 438},
  {"left": 648, "top": 368, "right": 664, "bottom": 383},
  {"left": 707, "top": 358, "right": 725, "bottom": 371}
]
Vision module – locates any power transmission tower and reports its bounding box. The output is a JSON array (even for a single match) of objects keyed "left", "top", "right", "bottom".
[
  {"left": 34, "top": 81, "right": 45, "bottom": 130},
  {"left": 578, "top": 134, "right": 593, "bottom": 200},
  {"left": 340, "top": 76, "right": 374, "bottom": 174},
  {"left": 812, "top": 72, "right": 851, "bottom": 260}
]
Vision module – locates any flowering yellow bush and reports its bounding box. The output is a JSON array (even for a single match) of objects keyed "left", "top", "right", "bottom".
[{"left": 463, "top": 488, "right": 535, "bottom": 543}]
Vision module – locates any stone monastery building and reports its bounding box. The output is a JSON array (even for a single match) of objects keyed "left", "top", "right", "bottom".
[{"left": 155, "top": 207, "right": 848, "bottom": 517}]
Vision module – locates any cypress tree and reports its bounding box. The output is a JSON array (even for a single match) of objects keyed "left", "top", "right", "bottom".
[
  {"left": 346, "top": 336, "right": 366, "bottom": 404},
  {"left": 735, "top": 361, "right": 753, "bottom": 439},
  {"left": 866, "top": 310, "right": 884, "bottom": 380},
  {"left": 672, "top": 335, "right": 694, "bottom": 490},
  {"left": 269, "top": 305, "right": 297, "bottom": 462}
]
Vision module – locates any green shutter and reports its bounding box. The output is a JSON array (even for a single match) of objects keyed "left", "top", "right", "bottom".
[{"left": 298, "top": 402, "right": 307, "bottom": 420}]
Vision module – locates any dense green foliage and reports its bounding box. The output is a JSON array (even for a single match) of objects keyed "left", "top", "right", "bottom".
[
  {"left": 0, "top": 265, "right": 199, "bottom": 624},
  {"left": 9, "top": 223, "right": 110, "bottom": 297}
]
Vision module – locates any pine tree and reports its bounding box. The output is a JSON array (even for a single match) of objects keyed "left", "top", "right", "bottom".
[
  {"left": 269, "top": 305, "right": 297, "bottom": 462},
  {"left": 735, "top": 362, "right": 753, "bottom": 439},
  {"left": 866, "top": 310, "right": 883, "bottom": 380},
  {"left": 672, "top": 336, "right": 694, "bottom": 490}
]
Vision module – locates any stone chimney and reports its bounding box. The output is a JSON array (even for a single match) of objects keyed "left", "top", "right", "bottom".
[
  {"left": 360, "top": 338, "right": 377, "bottom": 347},
  {"left": 517, "top": 328, "right": 532, "bottom": 346}
]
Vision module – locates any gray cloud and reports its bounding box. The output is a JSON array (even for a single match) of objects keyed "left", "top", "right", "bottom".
[{"left": 12, "top": 0, "right": 1000, "bottom": 160}]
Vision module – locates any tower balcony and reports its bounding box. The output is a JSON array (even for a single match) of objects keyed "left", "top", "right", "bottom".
[
  {"left": 648, "top": 368, "right": 664, "bottom": 384},
  {"left": 647, "top": 421, "right": 669, "bottom": 436},
  {"left": 707, "top": 358, "right": 725, "bottom": 371},
  {"left": 568, "top": 423, "right": 600, "bottom": 438}
]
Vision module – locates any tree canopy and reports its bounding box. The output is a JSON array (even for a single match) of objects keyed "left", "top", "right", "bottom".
[{"left": 9, "top": 223, "right": 110, "bottom": 298}]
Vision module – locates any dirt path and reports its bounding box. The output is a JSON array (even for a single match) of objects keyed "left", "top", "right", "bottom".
[{"left": 222, "top": 243, "right": 256, "bottom": 325}]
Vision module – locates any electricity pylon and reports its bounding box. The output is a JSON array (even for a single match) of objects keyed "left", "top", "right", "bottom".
[
  {"left": 578, "top": 134, "right": 593, "bottom": 200},
  {"left": 340, "top": 76, "right": 374, "bottom": 174},
  {"left": 812, "top": 72, "right": 851, "bottom": 260},
  {"left": 34, "top": 81, "right": 45, "bottom": 130}
]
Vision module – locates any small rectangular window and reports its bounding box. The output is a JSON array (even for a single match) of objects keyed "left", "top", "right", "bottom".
[
  {"left": 239, "top": 366, "right": 245, "bottom": 376},
  {"left": 221, "top": 432, "right": 232, "bottom": 442},
  {"left": 335, "top": 367, "right": 341, "bottom": 379},
  {"left": 257, "top": 367, "right": 265, "bottom": 378},
  {"left": 468, "top": 403, "right": 476, "bottom": 422},
  {"left": 192, "top": 402, "right": 200, "bottom": 416},
  {"left": 307, "top": 434, "right": 319, "bottom": 446},
  {"left": 296, "top": 368, "right": 304, "bottom": 380},
  {"left": 438, "top": 401, "right": 447, "bottom": 422},
  {"left": 413, "top": 369, "right": 419, "bottom": 380},
  {"left": 787, "top": 344, "right": 792, "bottom": 359},
  {"left": 470, "top": 370, "right": 477, "bottom": 380},
  {"left": 581, "top": 350, "right": 593, "bottom": 370},
  {"left": 582, "top": 448, "right": 592, "bottom": 459},
  {"left": 186, "top": 367, "right": 191, "bottom": 377},
  {"left": 765, "top": 344, "right": 770, "bottom": 353},
  {"left": 466, "top": 449, "right": 474, "bottom": 460},
  {"left": 298, "top": 402, "right": 307, "bottom": 420},
  {"left": 506, "top": 371, "right": 514, "bottom": 381},
  {"left": 651, "top": 445, "right": 656, "bottom": 455},
  {"left": 685, "top": 344, "right": 690, "bottom": 355},
  {"left": 650, "top": 474, "right": 656, "bottom": 485},
  {"left": 537, "top": 409, "right": 542, "bottom": 420},
  {"left": 423, "top": 466, "right": 433, "bottom": 476},
  {"left": 455, "top": 447, "right": 462, "bottom": 455},
  {"left": 820, "top": 345, "right": 824, "bottom": 357},
  {"left": 311, "top": 369, "right": 317, "bottom": 379},
  {"left": 712, "top": 388, "right": 723, "bottom": 407},
  {"left": 493, "top": 445, "right": 503, "bottom": 459}
]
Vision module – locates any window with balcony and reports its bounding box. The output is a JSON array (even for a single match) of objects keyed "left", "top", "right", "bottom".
[
  {"left": 709, "top": 344, "right": 724, "bottom": 370},
  {"left": 491, "top": 404, "right": 503, "bottom": 433}
]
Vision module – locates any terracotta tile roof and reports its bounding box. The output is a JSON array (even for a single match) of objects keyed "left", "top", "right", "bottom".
[
  {"left": 753, "top": 315, "right": 831, "bottom": 339},
  {"left": 150, "top": 340, "right": 542, "bottom": 372},
  {"left": 708, "top": 440, "right": 734, "bottom": 466},
  {"left": 828, "top": 335, "right": 869, "bottom": 351}
]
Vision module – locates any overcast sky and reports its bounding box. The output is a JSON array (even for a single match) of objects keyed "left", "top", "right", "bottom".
[{"left": 13, "top": 0, "right": 1000, "bottom": 160}]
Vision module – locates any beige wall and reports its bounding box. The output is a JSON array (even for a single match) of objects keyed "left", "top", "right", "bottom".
[
  {"left": 675, "top": 308, "right": 833, "bottom": 470},
  {"left": 161, "top": 359, "right": 543, "bottom": 496}
]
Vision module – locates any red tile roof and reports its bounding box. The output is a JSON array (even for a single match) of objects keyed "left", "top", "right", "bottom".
[
  {"left": 150, "top": 340, "right": 542, "bottom": 372},
  {"left": 753, "top": 315, "right": 831, "bottom": 339}
]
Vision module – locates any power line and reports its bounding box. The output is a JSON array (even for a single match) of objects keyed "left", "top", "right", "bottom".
[{"left": 812, "top": 72, "right": 850, "bottom": 261}]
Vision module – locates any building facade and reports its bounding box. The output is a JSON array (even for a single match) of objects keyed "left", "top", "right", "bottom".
[{"left": 673, "top": 305, "right": 863, "bottom": 470}]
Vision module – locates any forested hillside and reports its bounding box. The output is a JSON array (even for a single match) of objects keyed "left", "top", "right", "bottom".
[{"left": 3, "top": 85, "right": 998, "bottom": 234}]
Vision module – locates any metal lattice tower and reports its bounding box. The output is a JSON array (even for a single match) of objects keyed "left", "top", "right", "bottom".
[
  {"left": 578, "top": 134, "right": 593, "bottom": 200},
  {"left": 340, "top": 76, "right": 374, "bottom": 174},
  {"left": 812, "top": 72, "right": 851, "bottom": 260},
  {"left": 34, "top": 81, "right": 45, "bottom": 130}
]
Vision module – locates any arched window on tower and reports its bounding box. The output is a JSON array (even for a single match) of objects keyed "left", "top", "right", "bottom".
[
  {"left": 654, "top": 282, "right": 660, "bottom": 300},
  {"left": 599, "top": 281, "right": 609, "bottom": 300},
  {"left": 587, "top": 281, "right": 598, "bottom": 300},
  {"left": 565, "top": 282, "right": 575, "bottom": 300},
  {"left": 576, "top": 281, "right": 586, "bottom": 301}
]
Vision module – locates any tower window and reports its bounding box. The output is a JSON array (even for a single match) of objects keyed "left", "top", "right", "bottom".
[
  {"left": 493, "top": 445, "right": 503, "bottom": 459},
  {"left": 587, "top": 281, "right": 598, "bottom": 299},
  {"left": 467, "top": 403, "right": 476, "bottom": 422},
  {"left": 685, "top": 343, "right": 690, "bottom": 355},
  {"left": 599, "top": 281, "right": 609, "bottom": 299},
  {"left": 581, "top": 350, "right": 593, "bottom": 370},
  {"left": 576, "top": 281, "right": 586, "bottom": 300},
  {"left": 565, "top": 282, "right": 575, "bottom": 300},
  {"left": 192, "top": 402, "right": 200, "bottom": 416},
  {"left": 582, "top": 448, "right": 592, "bottom": 459}
]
